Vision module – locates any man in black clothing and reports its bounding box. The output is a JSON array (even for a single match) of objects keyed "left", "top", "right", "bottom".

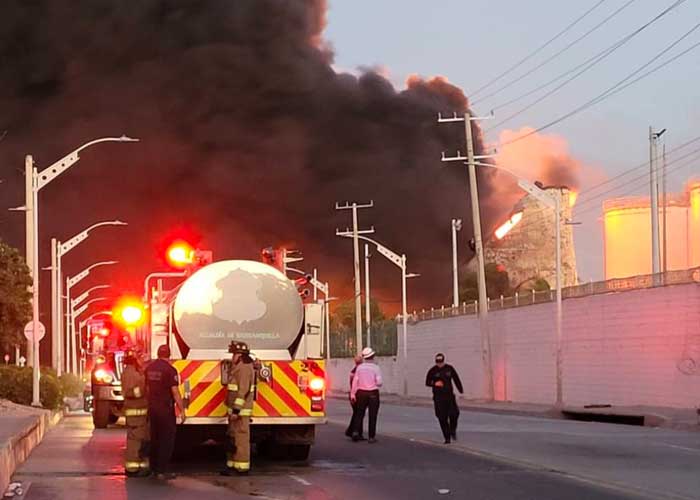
[
  {"left": 145, "top": 344, "right": 186, "bottom": 480},
  {"left": 425, "top": 353, "right": 463, "bottom": 444}
]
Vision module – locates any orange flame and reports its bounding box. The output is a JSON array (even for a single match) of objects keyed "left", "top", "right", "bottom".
[
  {"left": 569, "top": 191, "right": 578, "bottom": 208},
  {"left": 495, "top": 211, "right": 523, "bottom": 240}
]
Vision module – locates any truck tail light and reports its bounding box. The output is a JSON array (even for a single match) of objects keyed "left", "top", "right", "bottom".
[
  {"left": 309, "top": 376, "right": 325, "bottom": 412},
  {"left": 309, "top": 377, "right": 325, "bottom": 392}
]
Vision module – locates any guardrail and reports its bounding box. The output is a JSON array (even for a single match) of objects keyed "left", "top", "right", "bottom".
[{"left": 407, "top": 267, "right": 700, "bottom": 324}]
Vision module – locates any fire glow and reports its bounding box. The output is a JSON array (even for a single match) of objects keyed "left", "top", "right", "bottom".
[
  {"left": 495, "top": 211, "right": 523, "bottom": 240},
  {"left": 569, "top": 191, "right": 578, "bottom": 208}
]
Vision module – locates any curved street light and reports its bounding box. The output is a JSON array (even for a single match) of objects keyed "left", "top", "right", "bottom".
[
  {"left": 337, "top": 232, "right": 419, "bottom": 395},
  {"left": 14, "top": 135, "right": 138, "bottom": 406},
  {"left": 52, "top": 222, "right": 126, "bottom": 375},
  {"left": 65, "top": 261, "right": 118, "bottom": 374}
]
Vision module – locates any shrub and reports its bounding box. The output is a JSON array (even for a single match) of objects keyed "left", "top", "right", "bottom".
[
  {"left": 59, "top": 373, "right": 84, "bottom": 398},
  {"left": 0, "top": 365, "right": 64, "bottom": 409}
]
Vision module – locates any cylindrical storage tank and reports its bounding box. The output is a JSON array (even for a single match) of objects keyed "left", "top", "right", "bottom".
[
  {"left": 689, "top": 181, "right": 700, "bottom": 268},
  {"left": 603, "top": 198, "right": 653, "bottom": 279}
]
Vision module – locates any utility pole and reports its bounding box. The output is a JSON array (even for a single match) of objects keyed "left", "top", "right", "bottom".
[
  {"left": 649, "top": 126, "right": 666, "bottom": 279},
  {"left": 451, "top": 219, "right": 462, "bottom": 308},
  {"left": 364, "top": 244, "right": 371, "bottom": 348},
  {"left": 662, "top": 143, "right": 668, "bottom": 276},
  {"left": 439, "top": 111, "right": 496, "bottom": 401},
  {"left": 335, "top": 201, "right": 374, "bottom": 353},
  {"left": 50, "top": 239, "right": 60, "bottom": 375}
]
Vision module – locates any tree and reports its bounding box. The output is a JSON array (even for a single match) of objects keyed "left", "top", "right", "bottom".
[
  {"left": 459, "top": 263, "right": 512, "bottom": 301},
  {"left": 330, "top": 298, "right": 386, "bottom": 331},
  {"left": 0, "top": 240, "right": 31, "bottom": 354}
]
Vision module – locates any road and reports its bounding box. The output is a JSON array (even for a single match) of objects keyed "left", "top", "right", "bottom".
[
  {"left": 327, "top": 400, "right": 700, "bottom": 500},
  {"left": 12, "top": 402, "right": 693, "bottom": 500}
]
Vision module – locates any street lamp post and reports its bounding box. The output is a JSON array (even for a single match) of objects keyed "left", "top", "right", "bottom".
[
  {"left": 364, "top": 244, "right": 371, "bottom": 348},
  {"left": 65, "top": 260, "right": 118, "bottom": 374},
  {"left": 51, "top": 220, "right": 126, "bottom": 375},
  {"left": 337, "top": 233, "right": 418, "bottom": 395},
  {"left": 71, "top": 297, "right": 110, "bottom": 378},
  {"left": 451, "top": 219, "right": 462, "bottom": 308},
  {"left": 15, "top": 136, "right": 137, "bottom": 406},
  {"left": 517, "top": 179, "right": 563, "bottom": 407}
]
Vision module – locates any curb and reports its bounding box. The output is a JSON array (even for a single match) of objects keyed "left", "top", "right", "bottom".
[
  {"left": 0, "top": 409, "right": 64, "bottom": 495},
  {"left": 328, "top": 392, "right": 560, "bottom": 420},
  {"left": 328, "top": 393, "right": 699, "bottom": 430}
]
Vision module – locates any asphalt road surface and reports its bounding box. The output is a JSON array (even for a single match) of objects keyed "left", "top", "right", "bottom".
[{"left": 12, "top": 410, "right": 648, "bottom": 500}]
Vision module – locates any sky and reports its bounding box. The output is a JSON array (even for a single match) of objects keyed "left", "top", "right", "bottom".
[{"left": 325, "top": 0, "right": 700, "bottom": 281}]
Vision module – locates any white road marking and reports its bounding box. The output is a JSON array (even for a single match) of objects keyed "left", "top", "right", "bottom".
[
  {"left": 289, "top": 474, "right": 312, "bottom": 486},
  {"left": 659, "top": 443, "right": 700, "bottom": 454}
]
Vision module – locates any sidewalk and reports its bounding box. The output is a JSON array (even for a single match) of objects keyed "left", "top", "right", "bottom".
[
  {"left": 329, "top": 391, "right": 700, "bottom": 430},
  {"left": 0, "top": 400, "right": 63, "bottom": 496}
]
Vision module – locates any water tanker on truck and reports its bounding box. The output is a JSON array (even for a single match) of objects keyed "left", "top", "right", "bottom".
[{"left": 148, "top": 259, "right": 326, "bottom": 460}]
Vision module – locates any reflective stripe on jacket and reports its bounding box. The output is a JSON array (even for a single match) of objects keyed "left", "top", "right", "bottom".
[
  {"left": 122, "top": 365, "right": 148, "bottom": 411},
  {"left": 226, "top": 361, "right": 255, "bottom": 414}
]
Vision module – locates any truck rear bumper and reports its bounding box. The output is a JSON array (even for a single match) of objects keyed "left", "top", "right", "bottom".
[
  {"left": 93, "top": 385, "right": 124, "bottom": 402},
  {"left": 182, "top": 416, "right": 326, "bottom": 425}
]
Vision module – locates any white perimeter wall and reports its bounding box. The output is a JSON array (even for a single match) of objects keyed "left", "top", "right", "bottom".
[{"left": 326, "top": 282, "right": 700, "bottom": 408}]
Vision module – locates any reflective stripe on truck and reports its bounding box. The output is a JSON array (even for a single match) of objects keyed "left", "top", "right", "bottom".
[{"left": 173, "top": 359, "right": 326, "bottom": 419}]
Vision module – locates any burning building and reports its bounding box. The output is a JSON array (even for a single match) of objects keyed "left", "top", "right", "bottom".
[
  {"left": 603, "top": 180, "right": 700, "bottom": 279},
  {"left": 477, "top": 187, "right": 579, "bottom": 291}
]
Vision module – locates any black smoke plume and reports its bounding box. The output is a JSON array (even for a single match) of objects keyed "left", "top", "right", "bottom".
[{"left": 0, "top": 0, "right": 493, "bottom": 317}]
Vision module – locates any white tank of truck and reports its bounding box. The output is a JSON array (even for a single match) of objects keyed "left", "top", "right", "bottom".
[{"left": 173, "top": 260, "right": 306, "bottom": 358}]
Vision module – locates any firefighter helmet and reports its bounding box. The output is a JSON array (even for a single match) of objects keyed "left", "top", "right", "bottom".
[{"left": 228, "top": 341, "right": 250, "bottom": 355}]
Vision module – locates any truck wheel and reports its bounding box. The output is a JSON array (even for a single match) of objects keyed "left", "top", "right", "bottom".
[
  {"left": 93, "top": 402, "right": 110, "bottom": 429},
  {"left": 287, "top": 444, "right": 310, "bottom": 461}
]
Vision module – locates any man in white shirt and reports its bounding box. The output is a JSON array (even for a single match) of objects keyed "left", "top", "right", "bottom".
[{"left": 350, "top": 347, "right": 383, "bottom": 443}]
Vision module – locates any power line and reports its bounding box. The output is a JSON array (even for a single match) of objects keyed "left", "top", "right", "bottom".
[
  {"left": 481, "top": 132, "right": 700, "bottom": 235},
  {"left": 474, "top": 0, "right": 638, "bottom": 106},
  {"left": 487, "top": 0, "right": 689, "bottom": 133},
  {"left": 490, "top": 144, "right": 700, "bottom": 234},
  {"left": 469, "top": 0, "right": 610, "bottom": 98},
  {"left": 576, "top": 134, "right": 700, "bottom": 199}
]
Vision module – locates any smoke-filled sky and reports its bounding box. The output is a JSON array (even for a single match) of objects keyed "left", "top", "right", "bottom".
[
  {"left": 0, "top": 0, "right": 587, "bottom": 318},
  {"left": 326, "top": 0, "right": 700, "bottom": 282}
]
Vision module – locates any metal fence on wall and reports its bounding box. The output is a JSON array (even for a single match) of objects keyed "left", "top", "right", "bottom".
[
  {"left": 410, "top": 267, "right": 700, "bottom": 323},
  {"left": 330, "top": 320, "right": 398, "bottom": 358}
]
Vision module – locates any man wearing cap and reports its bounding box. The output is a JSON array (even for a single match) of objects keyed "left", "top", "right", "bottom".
[
  {"left": 350, "top": 347, "right": 383, "bottom": 443},
  {"left": 145, "top": 344, "right": 186, "bottom": 480},
  {"left": 425, "top": 353, "right": 463, "bottom": 444},
  {"left": 224, "top": 341, "right": 255, "bottom": 475}
]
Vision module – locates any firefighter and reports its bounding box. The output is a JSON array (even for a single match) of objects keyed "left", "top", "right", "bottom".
[
  {"left": 224, "top": 341, "right": 255, "bottom": 475},
  {"left": 122, "top": 349, "right": 150, "bottom": 476}
]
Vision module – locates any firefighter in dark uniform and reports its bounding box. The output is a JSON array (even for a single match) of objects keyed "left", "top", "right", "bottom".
[
  {"left": 122, "top": 350, "right": 150, "bottom": 476},
  {"left": 145, "top": 344, "right": 186, "bottom": 480},
  {"left": 224, "top": 341, "right": 255, "bottom": 475},
  {"left": 425, "top": 353, "right": 463, "bottom": 444}
]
